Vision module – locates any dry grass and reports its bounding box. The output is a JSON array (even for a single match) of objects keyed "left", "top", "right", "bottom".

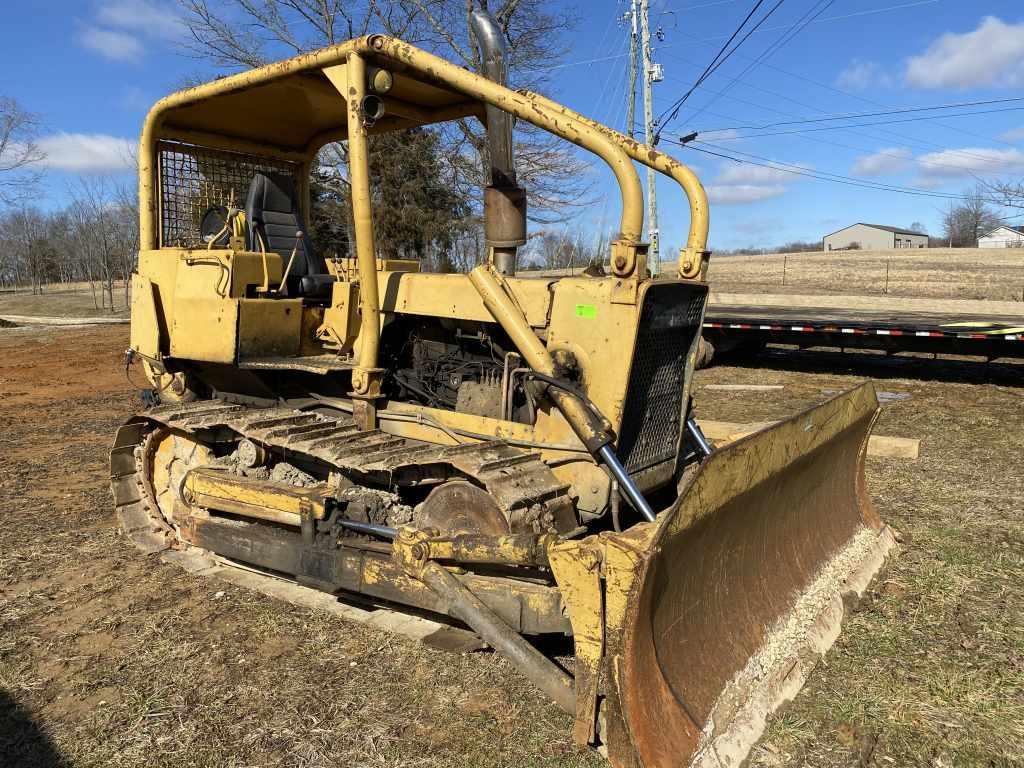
[
  {"left": 694, "top": 352, "right": 1024, "bottom": 767},
  {"left": 708, "top": 248, "right": 1024, "bottom": 302},
  {"left": 0, "top": 282, "right": 128, "bottom": 318},
  {"left": 0, "top": 326, "right": 600, "bottom": 768},
  {"left": 1, "top": 326, "right": 1021, "bottom": 767}
]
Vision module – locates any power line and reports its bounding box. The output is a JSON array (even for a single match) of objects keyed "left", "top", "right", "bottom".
[
  {"left": 698, "top": 96, "right": 1024, "bottom": 133},
  {"left": 656, "top": 48, "right": 1006, "bottom": 157},
  {"left": 650, "top": 74, "right": 1001, "bottom": 176},
  {"left": 667, "top": 18, "right": 1014, "bottom": 151},
  {"left": 653, "top": 0, "right": 785, "bottom": 143},
  {"left": 542, "top": 0, "right": 948, "bottom": 75},
  {"left": 698, "top": 106, "right": 1024, "bottom": 140},
  {"left": 654, "top": 48, "right": 1017, "bottom": 169},
  {"left": 678, "top": 0, "right": 743, "bottom": 9},
  {"left": 683, "top": 0, "right": 837, "bottom": 127},
  {"left": 679, "top": 0, "right": 769, "bottom": 93},
  {"left": 647, "top": 72, "right": 974, "bottom": 174},
  {"left": 637, "top": 76, "right": 1015, "bottom": 180},
  {"left": 740, "top": 0, "right": 942, "bottom": 37},
  {"left": 665, "top": 137, "right": 1024, "bottom": 207}
]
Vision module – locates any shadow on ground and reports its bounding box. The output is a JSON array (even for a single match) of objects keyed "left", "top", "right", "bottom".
[
  {"left": 721, "top": 346, "right": 1024, "bottom": 387},
  {"left": 0, "top": 690, "right": 68, "bottom": 767}
]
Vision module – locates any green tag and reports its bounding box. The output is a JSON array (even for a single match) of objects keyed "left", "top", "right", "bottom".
[{"left": 575, "top": 304, "right": 597, "bottom": 319}]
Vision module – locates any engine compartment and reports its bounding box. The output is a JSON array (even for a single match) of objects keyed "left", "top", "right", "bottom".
[{"left": 380, "top": 317, "right": 541, "bottom": 423}]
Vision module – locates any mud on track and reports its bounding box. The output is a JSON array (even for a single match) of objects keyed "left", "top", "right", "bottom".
[{"left": 0, "top": 325, "right": 1021, "bottom": 767}]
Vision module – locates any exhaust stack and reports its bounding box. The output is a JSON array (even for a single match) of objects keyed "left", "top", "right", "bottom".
[{"left": 470, "top": 9, "right": 527, "bottom": 276}]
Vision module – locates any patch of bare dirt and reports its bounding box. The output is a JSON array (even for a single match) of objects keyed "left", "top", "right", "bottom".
[{"left": 0, "top": 325, "right": 596, "bottom": 768}]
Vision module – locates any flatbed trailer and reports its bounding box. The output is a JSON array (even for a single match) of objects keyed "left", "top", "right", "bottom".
[{"left": 703, "top": 304, "right": 1024, "bottom": 361}]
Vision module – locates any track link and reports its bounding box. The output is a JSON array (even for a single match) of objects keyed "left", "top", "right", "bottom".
[{"left": 110, "top": 399, "right": 575, "bottom": 545}]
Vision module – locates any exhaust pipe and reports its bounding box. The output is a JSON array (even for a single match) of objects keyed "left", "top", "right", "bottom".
[{"left": 470, "top": 9, "right": 527, "bottom": 276}]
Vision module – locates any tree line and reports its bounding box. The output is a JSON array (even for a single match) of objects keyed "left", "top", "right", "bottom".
[
  {"left": 0, "top": 1, "right": 595, "bottom": 298},
  {"left": 2, "top": 1, "right": 1022, "bottom": 296},
  {"left": 0, "top": 178, "right": 137, "bottom": 311}
]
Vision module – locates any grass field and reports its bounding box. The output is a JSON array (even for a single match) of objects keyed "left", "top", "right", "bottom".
[
  {"left": 706, "top": 247, "right": 1024, "bottom": 302},
  {"left": 0, "top": 282, "right": 128, "bottom": 318},
  {"left": 1, "top": 325, "right": 1021, "bottom": 767}
]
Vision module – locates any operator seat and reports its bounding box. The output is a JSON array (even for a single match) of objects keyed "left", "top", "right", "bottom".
[{"left": 245, "top": 172, "right": 333, "bottom": 298}]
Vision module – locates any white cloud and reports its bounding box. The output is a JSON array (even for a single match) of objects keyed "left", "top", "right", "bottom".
[
  {"left": 97, "top": 0, "right": 186, "bottom": 39},
  {"left": 836, "top": 59, "right": 892, "bottom": 90},
  {"left": 77, "top": 0, "right": 184, "bottom": 61},
  {"left": 851, "top": 147, "right": 912, "bottom": 177},
  {"left": 36, "top": 133, "right": 137, "bottom": 172},
  {"left": 905, "top": 17, "right": 1024, "bottom": 89},
  {"left": 706, "top": 184, "right": 786, "bottom": 204},
  {"left": 916, "top": 147, "right": 1024, "bottom": 179},
  {"left": 1000, "top": 127, "right": 1024, "bottom": 143},
  {"left": 77, "top": 25, "right": 143, "bottom": 61},
  {"left": 705, "top": 158, "right": 811, "bottom": 204},
  {"left": 717, "top": 163, "right": 807, "bottom": 185}
]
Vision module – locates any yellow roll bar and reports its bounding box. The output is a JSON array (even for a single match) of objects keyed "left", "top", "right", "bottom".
[
  {"left": 137, "top": 36, "right": 646, "bottom": 251},
  {"left": 136, "top": 35, "right": 713, "bottom": 387},
  {"left": 521, "top": 91, "right": 710, "bottom": 278}
]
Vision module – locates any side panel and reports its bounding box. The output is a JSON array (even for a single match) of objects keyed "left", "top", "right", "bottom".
[
  {"left": 545, "top": 277, "right": 640, "bottom": 434},
  {"left": 238, "top": 298, "right": 303, "bottom": 358},
  {"left": 380, "top": 271, "right": 555, "bottom": 327},
  {"left": 170, "top": 298, "right": 239, "bottom": 363},
  {"left": 129, "top": 274, "right": 161, "bottom": 359}
]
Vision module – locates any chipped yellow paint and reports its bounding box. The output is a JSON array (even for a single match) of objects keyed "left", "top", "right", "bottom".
[
  {"left": 184, "top": 469, "right": 327, "bottom": 525},
  {"left": 600, "top": 527, "right": 654, "bottom": 629},
  {"left": 549, "top": 539, "right": 604, "bottom": 662}
]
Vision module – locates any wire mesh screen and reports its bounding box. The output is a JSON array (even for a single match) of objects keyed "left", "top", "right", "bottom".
[
  {"left": 617, "top": 283, "right": 707, "bottom": 474},
  {"left": 158, "top": 141, "right": 299, "bottom": 248}
]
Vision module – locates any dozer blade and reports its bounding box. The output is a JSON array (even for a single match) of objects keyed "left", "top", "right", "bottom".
[{"left": 559, "top": 382, "right": 897, "bottom": 768}]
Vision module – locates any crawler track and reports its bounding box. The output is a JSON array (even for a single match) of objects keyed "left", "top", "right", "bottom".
[{"left": 111, "top": 399, "right": 575, "bottom": 553}]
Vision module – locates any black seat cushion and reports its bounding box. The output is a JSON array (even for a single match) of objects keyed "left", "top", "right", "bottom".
[
  {"left": 297, "top": 274, "right": 336, "bottom": 299},
  {"left": 246, "top": 172, "right": 326, "bottom": 295}
]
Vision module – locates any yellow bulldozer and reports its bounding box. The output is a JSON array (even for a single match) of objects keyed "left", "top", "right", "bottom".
[{"left": 111, "top": 14, "right": 895, "bottom": 767}]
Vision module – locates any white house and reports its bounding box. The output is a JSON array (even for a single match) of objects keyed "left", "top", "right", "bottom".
[{"left": 978, "top": 225, "right": 1024, "bottom": 248}]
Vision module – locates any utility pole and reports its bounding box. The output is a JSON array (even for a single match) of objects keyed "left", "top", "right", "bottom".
[
  {"left": 626, "top": 0, "right": 639, "bottom": 140},
  {"left": 640, "top": 0, "right": 659, "bottom": 272}
]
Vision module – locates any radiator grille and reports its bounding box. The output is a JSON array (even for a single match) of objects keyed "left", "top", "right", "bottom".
[
  {"left": 158, "top": 141, "right": 299, "bottom": 248},
  {"left": 617, "top": 283, "right": 707, "bottom": 474}
]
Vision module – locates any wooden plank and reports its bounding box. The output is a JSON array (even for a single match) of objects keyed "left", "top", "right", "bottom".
[{"left": 865, "top": 435, "right": 920, "bottom": 459}]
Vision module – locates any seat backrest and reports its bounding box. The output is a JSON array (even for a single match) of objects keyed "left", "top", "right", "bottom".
[{"left": 245, "top": 172, "right": 323, "bottom": 291}]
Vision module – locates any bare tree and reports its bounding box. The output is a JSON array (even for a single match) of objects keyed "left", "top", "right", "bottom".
[
  {"left": 0, "top": 97, "right": 45, "bottom": 206},
  {"left": 176, "top": 0, "right": 592, "bottom": 226},
  {"left": 66, "top": 178, "right": 139, "bottom": 312},
  {"left": 942, "top": 185, "right": 1001, "bottom": 247},
  {"left": 114, "top": 183, "right": 140, "bottom": 307},
  {"left": 985, "top": 178, "right": 1024, "bottom": 212}
]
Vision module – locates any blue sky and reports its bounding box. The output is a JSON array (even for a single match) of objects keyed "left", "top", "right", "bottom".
[{"left": 2, "top": 1, "right": 1023, "bottom": 250}]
